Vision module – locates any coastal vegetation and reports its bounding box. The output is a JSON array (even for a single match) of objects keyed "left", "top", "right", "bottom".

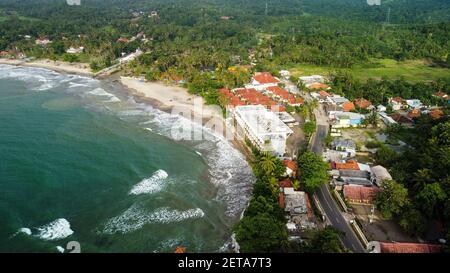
[
  {"left": 375, "top": 117, "right": 450, "bottom": 241},
  {"left": 234, "top": 146, "right": 289, "bottom": 253},
  {"left": 297, "top": 151, "right": 329, "bottom": 193}
]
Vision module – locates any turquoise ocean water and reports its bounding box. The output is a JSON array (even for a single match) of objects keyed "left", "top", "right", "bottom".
[{"left": 0, "top": 64, "right": 253, "bottom": 253}]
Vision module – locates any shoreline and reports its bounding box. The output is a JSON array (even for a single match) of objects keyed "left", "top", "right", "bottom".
[
  {"left": 0, "top": 58, "right": 93, "bottom": 77},
  {"left": 1, "top": 61, "right": 254, "bottom": 252},
  {"left": 0, "top": 60, "right": 253, "bottom": 161},
  {"left": 118, "top": 76, "right": 254, "bottom": 162}
]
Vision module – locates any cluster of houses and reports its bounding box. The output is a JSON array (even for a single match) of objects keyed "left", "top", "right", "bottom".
[
  {"left": 223, "top": 72, "right": 305, "bottom": 157},
  {"left": 310, "top": 91, "right": 366, "bottom": 129},
  {"left": 323, "top": 137, "right": 444, "bottom": 253},
  {"left": 220, "top": 72, "right": 304, "bottom": 112},
  {"left": 379, "top": 94, "right": 447, "bottom": 127},
  {"left": 325, "top": 138, "right": 390, "bottom": 205}
]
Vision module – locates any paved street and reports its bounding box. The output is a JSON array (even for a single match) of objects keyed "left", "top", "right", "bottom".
[{"left": 309, "top": 104, "right": 366, "bottom": 253}]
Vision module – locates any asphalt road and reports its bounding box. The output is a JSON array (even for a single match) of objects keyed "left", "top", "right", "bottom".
[{"left": 311, "top": 119, "right": 366, "bottom": 253}]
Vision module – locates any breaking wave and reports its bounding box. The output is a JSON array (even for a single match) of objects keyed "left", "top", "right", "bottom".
[
  {"left": 35, "top": 218, "right": 74, "bottom": 241},
  {"left": 102, "top": 205, "right": 205, "bottom": 234},
  {"left": 129, "top": 170, "right": 168, "bottom": 195}
]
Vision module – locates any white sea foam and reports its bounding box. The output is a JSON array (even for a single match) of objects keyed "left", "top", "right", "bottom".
[
  {"left": 35, "top": 218, "right": 74, "bottom": 241},
  {"left": 12, "top": 228, "right": 32, "bottom": 237},
  {"left": 125, "top": 101, "right": 255, "bottom": 217},
  {"left": 102, "top": 205, "right": 205, "bottom": 234},
  {"left": 129, "top": 170, "right": 168, "bottom": 195},
  {"left": 86, "top": 87, "right": 121, "bottom": 103},
  {"left": 0, "top": 65, "right": 64, "bottom": 91}
]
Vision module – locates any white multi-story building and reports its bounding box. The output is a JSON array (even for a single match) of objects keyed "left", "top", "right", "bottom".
[
  {"left": 234, "top": 105, "right": 293, "bottom": 157},
  {"left": 119, "top": 49, "right": 143, "bottom": 64}
]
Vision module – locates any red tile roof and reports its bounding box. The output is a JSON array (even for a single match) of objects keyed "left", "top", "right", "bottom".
[
  {"left": 219, "top": 88, "right": 233, "bottom": 98},
  {"left": 332, "top": 160, "right": 360, "bottom": 170},
  {"left": 279, "top": 179, "right": 294, "bottom": 188},
  {"left": 429, "top": 109, "right": 444, "bottom": 120},
  {"left": 230, "top": 96, "right": 246, "bottom": 107},
  {"left": 342, "top": 101, "right": 355, "bottom": 112},
  {"left": 318, "top": 90, "right": 332, "bottom": 97},
  {"left": 272, "top": 105, "right": 286, "bottom": 112},
  {"left": 407, "top": 108, "right": 421, "bottom": 119},
  {"left": 252, "top": 72, "right": 280, "bottom": 84},
  {"left": 279, "top": 192, "right": 285, "bottom": 209},
  {"left": 379, "top": 242, "right": 442, "bottom": 253},
  {"left": 310, "top": 83, "right": 331, "bottom": 90},
  {"left": 283, "top": 160, "right": 298, "bottom": 172},
  {"left": 288, "top": 95, "right": 304, "bottom": 105},
  {"left": 343, "top": 185, "right": 380, "bottom": 204},
  {"left": 267, "top": 86, "right": 290, "bottom": 99},
  {"left": 354, "top": 98, "right": 372, "bottom": 109},
  {"left": 174, "top": 246, "right": 186, "bottom": 253}
]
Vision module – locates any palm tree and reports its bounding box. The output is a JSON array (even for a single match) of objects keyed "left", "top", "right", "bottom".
[{"left": 260, "top": 152, "right": 277, "bottom": 176}]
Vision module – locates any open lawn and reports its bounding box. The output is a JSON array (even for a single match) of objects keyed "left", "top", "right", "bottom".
[{"left": 289, "top": 59, "right": 450, "bottom": 82}]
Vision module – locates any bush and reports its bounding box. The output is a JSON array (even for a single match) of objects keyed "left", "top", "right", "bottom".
[{"left": 365, "top": 140, "right": 381, "bottom": 149}]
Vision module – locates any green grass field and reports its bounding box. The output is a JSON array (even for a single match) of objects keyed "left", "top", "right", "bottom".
[
  {"left": 289, "top": 59, "right": 450, "bottom": 82},
  {"left": 0, "top": 15, "right": 40, "bottom": 22}
]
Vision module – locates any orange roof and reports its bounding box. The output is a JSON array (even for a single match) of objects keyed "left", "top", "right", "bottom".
[
  {"left": 230, "top": 96, "right": 246, "bottom": 107},
  {"left": 279, "top": 192, "right": 285, "bottom": 209},
  {"left": 333, "top": 160, "right": 360, "bottom": 170},
  {"left": 318, "top": 90, "right": 331, "bottom": 97},
  {"left": 288, "top": 95, "right": 304, "bottom": 105},
  {"left": 379, "top": 242, "right": 442, "bottom": 253},
  {"left": 283, "top": 160, "right": 298, "bottom": 172},
  {"left": 341, "top": 101, "right": 355, "bottom": 112},
  {"left": 219, "top": 88, "right": 233, "bottom": 98},
  {"left": 407, "top": 108, "right": 421, "bottom": 119},
  {"left": 354, "top": 98, "right": 372, "bottom": 109},
  {"left": 310, "top": 83, "right": 330, "bottom": 90},
  {"left": 343, "top": 185, "right": 380, "bottom": 204},
  {"left": 279, "top": 179, "right": 294, "bottom": 188},
  {"left": 174, "top": 246, "right": 186, "bottom": 253},
  {"left": 252, "top": 72, "right": 280, "bottom": 84},
  {"left": 267, "top": 86, "right": 290, "bottom": 99},
  {"left": 271, "top": 105, "right": 286, "bottom": 112},
  {"left": 429, "top": 109, "right": 444, "bottom": 120}
]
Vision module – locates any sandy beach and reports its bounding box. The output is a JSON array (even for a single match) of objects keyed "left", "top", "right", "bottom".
[
  {"left": 0, "top": 58, "right": 93, "bottom": 76},
  {"left": 120, "top": 76, "right": 224, "bottom": 123}
]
